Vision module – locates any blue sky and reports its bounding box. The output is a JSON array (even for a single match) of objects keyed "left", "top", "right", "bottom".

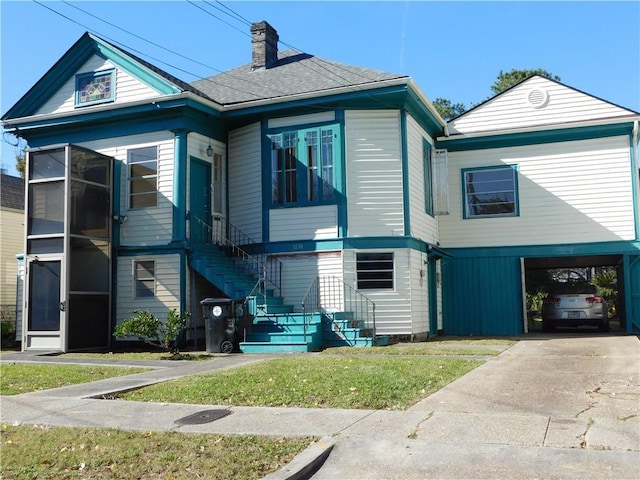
[{"left": 1, "top": 1, "right": 639, "bottom": 176}]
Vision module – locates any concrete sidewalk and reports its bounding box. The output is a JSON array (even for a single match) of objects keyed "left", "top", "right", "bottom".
[{"left": 1, "top": 335, "right": 639, "bottom": 479}]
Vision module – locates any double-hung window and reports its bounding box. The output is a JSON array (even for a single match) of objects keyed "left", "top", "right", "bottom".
[
  {"left": 270, "top": 124, "right": 338, "bottom": 206},
  {"left": 128, "top": 146, "right": 158, "bottom": 209},
  {"left": 462, "top": 165, "right": 518, "bottom": 218},
  {"left": 134, "top": 260, "right": 155, "bottom": 298}
]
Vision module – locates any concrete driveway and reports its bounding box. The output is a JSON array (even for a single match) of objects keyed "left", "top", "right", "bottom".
[{"left": 310, "top": 334, "right": 640, "bottom": 480}]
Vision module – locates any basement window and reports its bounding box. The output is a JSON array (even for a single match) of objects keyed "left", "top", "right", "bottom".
[{"left": 356, "top": 252, "right": 394, "bottom": 290}]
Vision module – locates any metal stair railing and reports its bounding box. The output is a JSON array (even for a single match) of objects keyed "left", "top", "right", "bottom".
[
  {"left": 301, "top": 275, "right": 376, "bottom": 345},
  {"left": 191, "top": 215, "right": 282, "bottom": 298}
]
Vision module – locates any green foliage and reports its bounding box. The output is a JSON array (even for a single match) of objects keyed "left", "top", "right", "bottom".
[
  {"left": 591, "top": 269, "right": 618, "bottom": 316},
  {"left": 491, "top": 68, "right": 561, "bottom": 95},
  {"left": 433, "top": 97, "right": 467, "bottom": 121},
  {"left": 113, "top": 309, "right": 190, "bottom": 355},
  {"left": 15, "top": 148, "right": 26, "bottom": 179}
]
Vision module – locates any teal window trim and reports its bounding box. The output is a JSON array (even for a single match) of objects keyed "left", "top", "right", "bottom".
[
  {"left": 423, "top": 139, "right": 434, "bottom": 216},
  {"left": 75, "top": 69, "right": 115, "bottom": 107},
  {"left": 267, "top": 122, "right": 341, "bottom": 208},
  {"left": 462, "top": 164, "right": 519, "bottom": 219}
]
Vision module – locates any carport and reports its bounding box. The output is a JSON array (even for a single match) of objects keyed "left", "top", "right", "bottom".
[{"left": 523, "top": 253, "right": 638, "bottom": 333}]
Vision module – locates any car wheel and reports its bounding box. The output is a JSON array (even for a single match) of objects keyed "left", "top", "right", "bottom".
[{"left": 220, "top": 340, "right": 234, "bottom": 354}]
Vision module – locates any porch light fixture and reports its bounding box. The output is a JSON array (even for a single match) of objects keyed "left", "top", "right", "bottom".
[{"left": 206, "top": 141, "right": 213, "bottom": 157}]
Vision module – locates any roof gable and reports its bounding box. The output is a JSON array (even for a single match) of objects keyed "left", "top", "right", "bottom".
[
  {"left": 2, "top": 33, "right": 207, "bottom": 120},
  {"left": 0, "top": 174, "right": 25, "bottom": 210},
  {"left": 448, "top": 75, "right": 639, "bottom": 135}
]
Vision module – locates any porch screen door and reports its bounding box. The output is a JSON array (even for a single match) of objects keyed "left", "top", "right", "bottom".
[{"left": 26, "top": 258, "right": 63, "bottom": 349}]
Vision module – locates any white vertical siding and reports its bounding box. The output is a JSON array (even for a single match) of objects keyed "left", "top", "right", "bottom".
[
  {"left": 269, "top": 205, "right": 338, "bottom": 241},
  {"left": 15, "top": 256, "right": 24, "bottom": 342},
  {"left": 449, "top": 77, "right": 635, "bottom": 135},
  {"left": 37, "top": 56, "right": 160, "bottom": 115},
  {"left": 278, "top": 252, "right": 342, "bottom": 312},
  {"left": 406, "top": 115, "right": 439, "bottom": 244},
  {"left": 439, "top": 135, "right": 635, "bottom": 247},
  {"left": 345, "top": 110, "right": 404, "bottom": 237},
  {"left": 228, "top": 122, "right": 262, "bottom": 243},
  {"left": 79, "top": 132, "right": 175, "bottom": 246},
  {"left": 115, "top": 254, "right": 181, "bottom": 327},
  {"left": 343, "top": 249, "right": 412, "bottom": 336}
]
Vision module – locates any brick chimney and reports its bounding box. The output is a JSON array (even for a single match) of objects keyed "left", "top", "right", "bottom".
[{"left": 251, "top": 21, "right": 279, "bottom": 70}]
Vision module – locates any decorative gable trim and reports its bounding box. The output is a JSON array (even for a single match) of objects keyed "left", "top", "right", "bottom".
[{"left": 2, "top": 32, "right": 181, "bottom": 120}]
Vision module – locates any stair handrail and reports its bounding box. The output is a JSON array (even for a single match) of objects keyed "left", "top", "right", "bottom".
[
  {"left": 191, "top": 215, "right": 282, "bottom": 294},
  {"left": 301, "top": 275, "right": 376, "bottom": 342}
]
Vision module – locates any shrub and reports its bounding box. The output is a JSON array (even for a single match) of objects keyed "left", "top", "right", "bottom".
[{"left": 113, "top": 309, "right": 190, "bottom": 355}]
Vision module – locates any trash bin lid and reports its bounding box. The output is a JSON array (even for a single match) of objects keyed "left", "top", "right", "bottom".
[{"left": 200, "top": 297, "right": 233, "bottom": 305}]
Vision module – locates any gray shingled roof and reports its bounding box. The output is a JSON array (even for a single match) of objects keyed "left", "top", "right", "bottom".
[
  {"left": 1, "top": 174, "right": 25, "bottom": 210},
  {"left": 190, "top": 50, "right": 408, "bottom": 106}
]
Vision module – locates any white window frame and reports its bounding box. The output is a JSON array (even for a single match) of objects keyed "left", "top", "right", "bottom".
[
  {"left": 356, "top": 252, "right": 394, "bottom": 290},
  {"left": 128, "top": 146, "right": 158, "bottom": 209},
  {"left": 133, "top": 259, "right": 155, "bottom": 299}
]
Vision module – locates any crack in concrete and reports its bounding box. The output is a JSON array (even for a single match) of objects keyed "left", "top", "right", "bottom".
[{"left": 407, "top": 411, "right": 434, "bottom": 439}]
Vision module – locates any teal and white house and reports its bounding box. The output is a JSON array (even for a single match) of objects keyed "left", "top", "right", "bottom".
[{"left": 2, "top": 21, "right": 639, "bottom": 352}]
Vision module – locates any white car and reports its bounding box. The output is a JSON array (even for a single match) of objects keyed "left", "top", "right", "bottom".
[{"left": 542, "top": 283, "right": 609, "bottom": 332}]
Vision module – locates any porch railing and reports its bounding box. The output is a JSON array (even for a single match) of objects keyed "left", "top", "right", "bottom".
[
  {"left": 191, "top": 215, "right": 282, "bottom": 297},
  {"left": 301, "top": 275, "right": 376, "bottom": 344}
]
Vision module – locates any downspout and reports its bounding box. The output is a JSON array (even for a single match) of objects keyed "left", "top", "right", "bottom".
[{"left": 633, "top": 120, "right": 639, "bottom": 240}]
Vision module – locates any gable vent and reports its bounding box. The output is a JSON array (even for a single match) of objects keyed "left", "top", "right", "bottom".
[{"left": 527, "top": 89, "right": 549, "bottom": 108}]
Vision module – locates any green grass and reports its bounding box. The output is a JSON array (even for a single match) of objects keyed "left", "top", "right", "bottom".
[
  {"left": 325, "top": 345, "right": 505, "bottom": 356},
  {"left": 119, "top": 356, "right": 482, "bottom": 410},
  {"left": 0, "top": 424, "right": 314, "bottom": 480},
  {"left": 0, "top": 364, "right": 150, "bottom": 395}
]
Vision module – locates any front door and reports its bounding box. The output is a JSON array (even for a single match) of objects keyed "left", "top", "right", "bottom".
[
  {"left": 190, "top": 157, "right": 212, "bottom": 244},
  {"left": 25, "top": 257, "right": 63, "bottom": 350}
]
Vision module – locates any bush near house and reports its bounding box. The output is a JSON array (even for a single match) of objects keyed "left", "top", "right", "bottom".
[{"left": 113, "top": 309, "right": 190, "bottom": 355}]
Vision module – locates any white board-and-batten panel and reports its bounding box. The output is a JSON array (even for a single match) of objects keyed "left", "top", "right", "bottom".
[
  {"left": 269, "top": 206, "right": 338, "bottom": 242},
  {"left": 439, "top": 135, "right": 635, "bottom": 248},
  {"left": 277, "top": 252, "right": 342, "bottom": 312},
  {"left": 115, "top": 254, "right": 181, "bottom": 328},
  {"left": 409, "top": 248, "right": 429, "bottom": 336},
  {"left": 343, "top": 249, "right": 412, "bottom": 336},
  {"left": 345, "top": 110, "right": 404, "bottom": 237},
  {"left": 228, "top": 123, "right": 262, "bottom": 243},
  {"left": 406, "top": 115, "right": 439, "bottom": 245},
  {"left": 448, "top": 77, "right": 636, "bottom": 135},
  {"left": 37, "top": 56, "right": 160, "bottom": 115},
  {"left": 79, "top": 132, "right": 175, "bottom": 246}
]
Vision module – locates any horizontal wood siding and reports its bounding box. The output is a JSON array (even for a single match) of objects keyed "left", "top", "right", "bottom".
[
  {"left": 278, "top": 252, "right": 342, "bottom": 312},
  {"left": 37, "top": 56, "right": 159, "bottom": 115},
  {"left": 449, "top": 77, "right": 634, "bottom": 135},
  {"left": 345, "top": 110, "right": 404, "bottom": 237},
  {"left": 269, "top": 205, "right": 338, "bottom": 241},
  {"left": 439, "top": 136, "right": 635, "bottom": 248},
  {"left": 406, "top": 115, "right": 439, "bottom": 244},
  {"left": 1, "top": 209, "right": 24, "bottom": 304},
  {"left": 442, "top": 255, "right": 523, "bottom": 336},
  {"left": 409, "top": 248, "right": 429, "bottom": 336},
  {"left": 80, "top": 132, "right": 175, "bottom": 246},
  {"left": 343, "top": 248, "right": 412, "bottom": 336},
  {"left": 228, "top": 123, "right": 262, "bottom": 243},
  {"left": 116, "top": 254, "right": 181, "bottom": 328}
]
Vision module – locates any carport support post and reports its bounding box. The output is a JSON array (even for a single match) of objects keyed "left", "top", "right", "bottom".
[{"left": 520, "top": 258, "right": 528, "bottom": 333}]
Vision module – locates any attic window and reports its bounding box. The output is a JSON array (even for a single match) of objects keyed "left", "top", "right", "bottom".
[
  {"left": 75, "top": 70, "right": 115, "bottom": 106},
  {"left": 527, "top": 89, "right": 549, "bottom": 109}
]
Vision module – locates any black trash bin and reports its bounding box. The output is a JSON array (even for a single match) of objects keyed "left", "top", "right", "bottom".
[{"left": 200, "top": 298, "right": 243, "bottom": 353}]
